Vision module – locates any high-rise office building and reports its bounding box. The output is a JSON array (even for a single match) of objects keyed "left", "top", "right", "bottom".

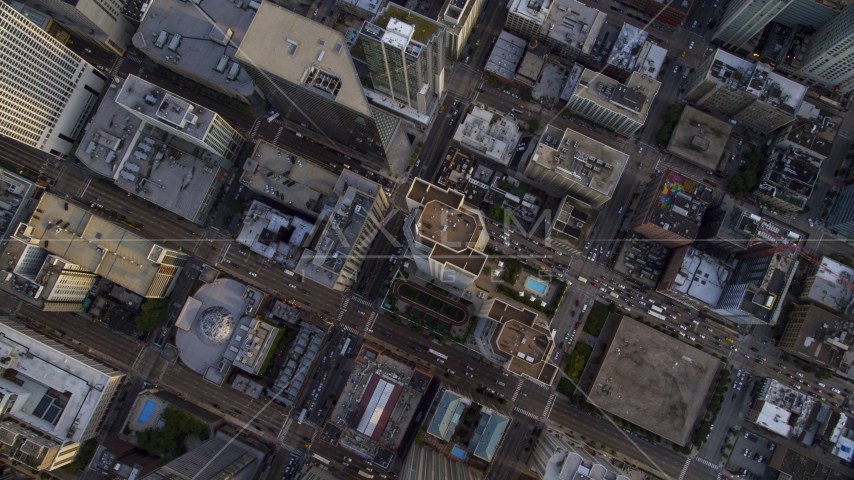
[
  {"left": 828, "top": 184, "right": 854, "bottom": 238},
  {"left": 684, "top": 49, "right": 806, "bottom": 134},
  {"left": 438, "top": 0, "right": 489, "bottom": 60},
  {"left": 19, "top": 0, "right": 133, "bottom": 54},
  {"left": 796, "top": 3, "right": 854, "bottom": 94},
  {"left": 131, "top": 0, "right": 264, "bottom": 105},
  {"left": 714, "top": 0, "right": 795, "bottom": 50},
  {"left": 709, "top": 250, "right": 798, "bottom": 327},
  {"left": 297, "top": 170, "right": 389, "bottom": 291},
  {"left": 0, "top": 2, "right": 105, "bottom": 157},
  {"left": 403, "top": 178, "right": 488, "bottom": 291},
  {"left": 236, "top": 2, "right": 393, "bottom": 170},
  {"left": 713, "top": 0, "right": 839, "bottom": 51},
  {"left": 140, "top": 432, "right": 262, "bottom": 480},
  {"left": 359, "top": 4, "right": 445, "bottom": 115},
  {"left": 0, "top": 316, "right": 124, "bottom": 469},
  {"left": 563, "top": 69, "right": 660, "bottom": 136}
]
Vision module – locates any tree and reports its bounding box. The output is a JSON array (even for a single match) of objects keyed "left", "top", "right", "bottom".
[
  {"left": 520, "top": 89, "right": 533, "bottom": 102},
  {"left": 137, "top": 406, "right": 209, "bottom": 459},
  {"left": 528, "top": 118, "right": 541, "bottom": 133}
]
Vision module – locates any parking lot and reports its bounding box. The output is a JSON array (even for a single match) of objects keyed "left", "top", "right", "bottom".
[{"left": 726, "top": 430, "right": 776, "bottom": 479}]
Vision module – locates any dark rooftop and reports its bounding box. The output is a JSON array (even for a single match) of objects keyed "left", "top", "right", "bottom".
[{"left": 640, "top": 170, "right": 713, "bottom": 241}]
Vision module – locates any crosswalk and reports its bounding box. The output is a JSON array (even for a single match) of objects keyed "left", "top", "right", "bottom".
[
  {"left": 511, "top": 379, "right": 524, "bottom": 402},
  {"left": 695, "top": 457, "right": 719, "bottom": 470},
  {"left": 352, "top": 295, "right": 373, "bottom": 307},
  {"left": 542, "top": 393, "right": 556, "bottom": 418},
  {"left": 678, "top": 457, "right": 692, "bottom": 480},
  {"left": 249, "top": 119, "right": 261, "bottom": 139},
  {"left": 273, "top": 125, "right": 284, "bottom": 145},
  {"left": 341, "top": 324, "right": 359, "bottom": 335},
  {"left": 110, "top": 57, "right": 124, "bottom": 76},
  {"left": 513, "top": 406, "right": 540, "bottom": 421},
  {"left": 337, "top": 297, "right": 351, "bottom": 322},
  {"left": 365, "top": 311, "right": 378, "bottom": 332},
  {"left": 277, "top": 417, "right": 293, "bottom": 442}
]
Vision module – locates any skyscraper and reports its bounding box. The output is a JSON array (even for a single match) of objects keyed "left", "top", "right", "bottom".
[
  {"left": 713, "top": 0, "right": 840, "bottom": 51},
  {"left": 359, "top": 4, "right": 445, "bottom": 115},
  {"left": 796, "top": 3, "right": 854, "bottom": 94},
  {"left": 713, "top": 0, "right": 795, "bottom": 50},
  {"left": 236, "top": 2, "right": 392, "bottom": 169},
  {"left": 19, "top": 0, "right": 134, "bottom": 54},
  {"left": 0, "top": 1, "right": 105, "bottom": 157}
]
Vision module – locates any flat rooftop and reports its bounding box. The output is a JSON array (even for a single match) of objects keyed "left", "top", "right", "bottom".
[
  {"left": 606, "top": 23, "right": 647, "bottom": 71},
  {"left": 545, "top": 0, "right": 606, "bottom": 54},
  {"left": 417, "top": 200, "right": 481, "bottom": 250},
  {"left": 549, "top": 195, "right": 598, "bottom": 250},
  {"left": 486, "top": 299, "right": 558, "bottom": 384},
  {"left": 588, "top": 316, "right": 720, "bottom": 446},
  {"left": 706, "top": 49, "right": 755, "bottom": 91},
  {"left": 529, "top": 125, "right": 629, "bottom": 197},
  {"left": 18, "top": 193, "right": 184, "bottom": 297},
  {"left": 667, "top": 107, "right": 732, "bottom": 171},
  {"left": 241, "top": 140, "right": 338, "bottom": 218},
  {"left": 485, "top": 30, "right": 527, "bottom": 80},
  {"left": 761, "top": 148, "right": 821, "bottom": 206},
  {"left": 370, "top": 4, "right": 443, "bottom": 45},
  {"left": 132, "top": 0, "right": 256, "bottom": 95},
  {"left": 302, "top": 171, "right": 382, "bottom": 287},
  {"left": 747, "top": 63, "right": 805, "bottom": 116},
  {"left": 406, "top": 177, "right": 464, "bottom": 209},
  {"left": 782, "top": 99, "right": 842, "bottom": 159},
  {"left": 430, "top": 243, "right": 487, "bottom": 275},
  {"left": 77, "top": 77, "right": 228, "bottom": 222},
  {"left": 782, "top": 304, "right": 846, "bottom": 367},
  {"left": 341, "top": 0, "right": 382, "bottom": 16},
  {"left": 734, "top": 209, "right": 808, "bottom": 248},
  {"left": 116, "top": 75, "right": 217, "bottom": 143},
  {"left": 805, "top": 256, "right": 854, "bottom": 313},
  {"left": 756, "top": 379, "right": 815, "bottom": 438},
  {"left": 508, "top": 0, "right": 549, "bottom": 26},
  {"left": 453, "top": 106, "right": 521, "bottom": 165},
  {"left": 573, "top": 70, "right": 660, "bottom": 124},
  {"left": 0, "top": 317, "right": 122, "bottom": 443},
  {"left": 729, "top": 252, "right": 797, "bottom": 323},
  {"left": 236, "top": 2, "right": 371, "bottom": 116},
  {"left": 667, "top": 246, "right": 733, "bottom": 307},
  {"left": 638, "top": 170, "right": 714, "bottom": 241}
]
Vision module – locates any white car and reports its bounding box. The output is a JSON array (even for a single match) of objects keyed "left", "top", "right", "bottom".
[
  {"left": 248, "top": 271, "right": 257, "bottom": 277},
  {"left": 689, "top": 41, "right": 695, "bottom": 49},
  {"left": 692, "top": 20, "right": 698, "bottom": 28}
]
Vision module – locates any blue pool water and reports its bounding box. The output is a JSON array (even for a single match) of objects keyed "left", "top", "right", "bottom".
[
  {"left": 451, "top": 445, "right": 467, "bottom": 459},
  {"left": 525, "top": 277, "right": 548, "bottom": 295},
  {"left": 137, "top": 400, "right": 156, "bottom": 423}
]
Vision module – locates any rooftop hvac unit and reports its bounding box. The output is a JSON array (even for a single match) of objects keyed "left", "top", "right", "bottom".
[
  {"left": 155, "top": 30, "right": 169, "bottom": 48},
  {"left": 215, "top": 55, "right": 229, "bottom": 73},
  {"left": 168, "top": 33, "right": 182, "bottom": 51}
]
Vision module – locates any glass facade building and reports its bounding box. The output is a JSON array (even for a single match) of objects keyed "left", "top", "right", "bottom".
[{"left": 359, "top": 5, "right": 445, "bottom": 114}]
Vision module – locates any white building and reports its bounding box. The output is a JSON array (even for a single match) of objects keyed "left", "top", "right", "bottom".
[
  {"left": 18, "top": 0, "right": 134, "bottom": 54},
  {"left": 438, "top": 0, "right": 489, "bottom": 60},
  {"left": 452, "top": 106, "right": 521, "bottom": 165},
  {"left": 0, "top": 317, "right": 125, "bottom": 469},
  {"left": 115, "top": 75, "right": 244, "bottom": 163},
  {"left": 404, "top": 178, "right": 488, "bottom": 291},
  {"left": 0, "top": 1, "right": 105, "bottom": 158},
  {"left": 749, "top": 378, "right": 816, "bottom": 438},
  {"left": 796, "top": 3, "right": 854, "bottom": 94}
]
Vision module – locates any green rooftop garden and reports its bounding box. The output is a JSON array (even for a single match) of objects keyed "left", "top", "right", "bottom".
[{"left": 372, "top": 4, "right": 442, "bottom": 44}]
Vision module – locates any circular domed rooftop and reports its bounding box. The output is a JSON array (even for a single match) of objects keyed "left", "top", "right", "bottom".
[{"left": 195, "top": 306, "right": 234, "bottom": 346}]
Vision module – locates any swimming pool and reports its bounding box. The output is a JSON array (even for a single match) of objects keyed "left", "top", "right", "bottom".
[
  {"left": 137, "top": 399, "right": 156, "bottom": 423},
  {"left": 525, "top": 277, "right": 548, "bottom": 295}
]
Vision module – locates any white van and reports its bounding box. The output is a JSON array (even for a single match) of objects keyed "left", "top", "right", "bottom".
[{"left": 582, "top": 304, "right": 588, "bottom": 313}]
